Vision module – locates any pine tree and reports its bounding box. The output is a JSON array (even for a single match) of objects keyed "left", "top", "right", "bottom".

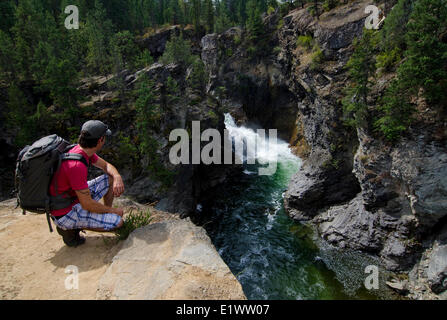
[
  {"left": 102, "top": 0, "right": 132, "bottom": 30},
  {"left": 44, "top": 57, "right": 79, "bottom": 116},
  {"left": 192, "top": 0, "right": 202, "bottom": 32},
  {"left": 187, "top": 58, "right": 207, "bottom": 93},
  {"left": 6, "top": 85, "right": 37, "bottom": 147},
  {"left": 166, "top": 76, "right": 180, "bottom": 106},
  {"left": 374, "top": 0, "right": 447, "bottom": 140},
  {"left": 246, "top": 0, "right": 264, "bottom": 42},
  {"left": 381, "top": 0, "right": 414, "bottom": 51},
  {"left": 171, "top": 0, "right": 183, "bottom": 25},
  {"left": 112, "top": 31, "right": 140, "bottom": 71},
  {"left": 398, "top": 0, "right": 447, "bottom": 104},
  {"left": 237, "top": 0, "right": 247, "bottom": 25},
  {"left": 0, "top": 0, "right": 15, "bottom": 33},
  {"left": 85, "top": 0, "right": 114, "bottom": 74},
  {"left": 343, "top": 29, "right": 378, "bottom": 127},
  {"left": 160, "top": 33, "right": 195, "bottom": 66},
  {"left": 215, "top": 0, "right": 232, "bottom": 33},
  {"left": 0, "top": 30, "right": 17, "bottom": 82},
  {"left": 204, "top": 0, "right": 215, "bottom": 33}
]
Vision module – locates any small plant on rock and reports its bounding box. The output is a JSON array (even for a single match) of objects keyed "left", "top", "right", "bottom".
[{"left": 114, "top": 208, "right": 152, "bottom": 241}]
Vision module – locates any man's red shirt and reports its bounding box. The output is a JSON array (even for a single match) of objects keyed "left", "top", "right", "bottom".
[{"left": 49, "top": 145, "right": 99, "bottom": 216}]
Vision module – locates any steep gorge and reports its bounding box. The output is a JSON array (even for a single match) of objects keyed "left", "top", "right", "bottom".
[
  {"left": 198, "top": 0, "right": 447, "bottom": 299},
  {"left": 1, "top": 0, "right": 446, "bottom": 300}
]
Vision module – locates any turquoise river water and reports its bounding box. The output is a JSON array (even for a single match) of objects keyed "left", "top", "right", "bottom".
[{"left": 199, "top": 114, "right": 396, "bottom": 300}]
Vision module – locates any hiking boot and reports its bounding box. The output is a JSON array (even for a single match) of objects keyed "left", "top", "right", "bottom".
[
  {"left": 56, "top": 226, "right": 85, "bottom": 247},
  {"left": 74, "top": 229, "right": 86, "bottom": 245}
]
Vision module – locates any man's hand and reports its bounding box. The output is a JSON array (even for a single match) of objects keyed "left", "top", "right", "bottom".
[
  {"left": 112, "top": 175, "right": 125, "bottom": 197},
  {"left": 75, "top": 188, "right": 123, "bottom": 216},
  {"left": 93, "top": 157, "right": 125, "bottom": 197},
  {"left": 113, "top": 208, "right": 124, "bottom": 217}
]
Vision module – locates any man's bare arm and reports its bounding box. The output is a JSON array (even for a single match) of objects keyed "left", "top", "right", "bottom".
[
  {"left": 93, "top": 156, "right": 124, "bottom": 197},
  {"left": 75, "top": 188, "right": 123, "bottom": 216}
]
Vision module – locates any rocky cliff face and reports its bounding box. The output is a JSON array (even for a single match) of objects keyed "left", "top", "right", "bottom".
[
  {"left": 275, "top": 1, "right": 447, "bottom": 298},
  {"left": 201, "top": 27, "right": 299, "bottom": 142},
  {"left": 195, "top": 1, "right": 447, "bottom": 298},
  {"left": 280, "top": 1, "right": 370, "bottom": 221},
  {"left": 97, "top": 217, "right": 246, "bottom": 300}
]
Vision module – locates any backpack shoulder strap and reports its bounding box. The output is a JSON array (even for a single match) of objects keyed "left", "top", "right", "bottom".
[
  {"left": 53, "top": 153, "right": 90, "bottom": 198},
  {"left": 61, "top": 153, "right": 89, "bottom": 168}
]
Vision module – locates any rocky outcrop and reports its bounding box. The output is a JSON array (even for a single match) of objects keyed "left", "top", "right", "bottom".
[
  {"left": 137, "top": 25, "right": 181, "bottom": 58},
  {"left": 282, "top": 2, "right": 370, "bottom": 218},
  {"left": 280, "top": 1, "right": 447, "bottom": 298},
  {"left": 425, "top": 243, "right": 447, "bottom": 294},
  {"left": 77, "top": 60, "right": 235, "bottom": 216},
  {"left": 0, "top": 197, "right": 245, "bottom": 300},
  {"left": 97, "top": 218, "right": 246, "bottom": 300},
  {"left": 137, "top": 25, "right": 205, "bottom": 59},
  {"left": 314, "top": 194, "right": 383, "bottom": 252},
  {"left": 201, "top": 26, "right": 299, "bottom": 142},
  {"left": 354, "top": 129, "right": 447, "bottom": 229},
  {"left": 405, "top": 224, "right": 447, "bottom": 299}
]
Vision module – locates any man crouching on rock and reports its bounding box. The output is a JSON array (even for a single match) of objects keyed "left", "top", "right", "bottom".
[{"left": 50, "top": 120, "right": 125, "bottom": 247}]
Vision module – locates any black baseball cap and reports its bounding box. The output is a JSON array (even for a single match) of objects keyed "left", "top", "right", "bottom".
[{"left": 81, "top": 120, "right": 112, "bottom": 139}]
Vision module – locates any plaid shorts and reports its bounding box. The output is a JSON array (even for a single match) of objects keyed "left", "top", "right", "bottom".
[{"left": 53, "top": 174, "right": 122, "bottom": 231}]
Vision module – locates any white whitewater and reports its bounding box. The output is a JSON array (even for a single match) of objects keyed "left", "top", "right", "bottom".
[{"left": 223, "top": 113, "right": 299, "bottom": 168}]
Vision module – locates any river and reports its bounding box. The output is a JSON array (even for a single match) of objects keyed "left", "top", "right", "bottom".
[{"left": 198, "top": 114, "right": 396, "bottom": 300}]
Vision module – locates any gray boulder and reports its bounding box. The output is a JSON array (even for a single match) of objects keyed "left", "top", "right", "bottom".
[
  {"left": 427, "top": 243, "right": 447, "bottom": 294},
  {"left": 314, "top": 194, "right": 383, "bottom": 251},
  {"left": 97, "top": 219, "right": 246, "bottom": 300}
]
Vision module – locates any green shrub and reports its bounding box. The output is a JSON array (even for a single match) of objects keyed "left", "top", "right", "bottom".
[
  {"left": 115, "top": 133, "right": 138, "bottom": 167},
  {"left": 233, "top": 35, "right": 241, "bottom": 45},
  {"left": 114, "top": 209, "right": 152, "bottom": 241},
  {"left": 277, "top": 18, "right": 284, "bottom": 30},
  {"left": 296, "top": 35, "right": 313, "bottom": 51},
  {"left": 375, "top": 79, "right": 414, "bottom": 141},
  {"left": 323, "top": 0, "right": 338, "bottom": 12},
  {"left": 376, "top": 47, "right": 401, "bottom": 72},
  {"left": 160, "top": 34, "right": 194, "bottom": 66},
  {"left": 137, "top": 50, "right": 154, "bottom": 69},
  {"left": 310, "top": 44, "right": 324, "bottom": 70},
  {"left": 247, "top": 46, "right": 257, "bottom": 57}
]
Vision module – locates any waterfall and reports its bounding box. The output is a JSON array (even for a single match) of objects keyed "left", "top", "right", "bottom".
[
  {"left": 223, "top": 113, "right": 299, "bottom": 171},
  {"left": 205, "top": 114, "right": 387, "bottom": 299}
]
